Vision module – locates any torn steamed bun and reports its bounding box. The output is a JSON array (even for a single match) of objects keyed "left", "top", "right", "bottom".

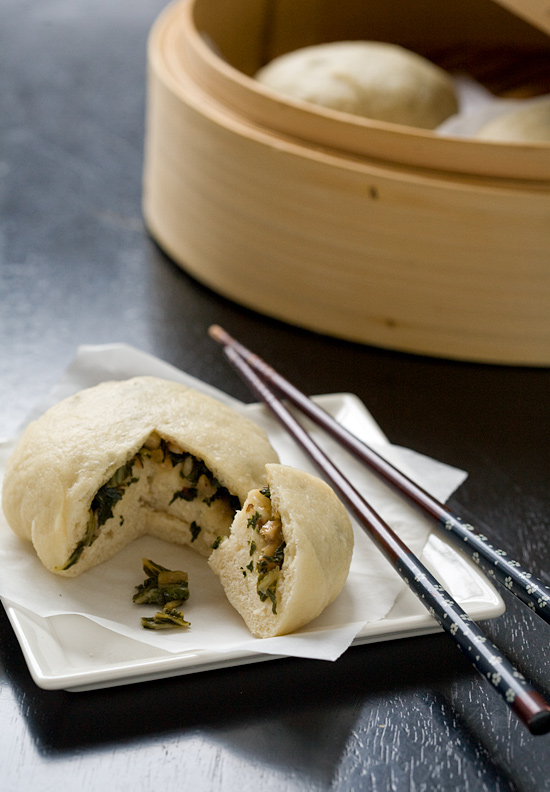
[
  {"left": 208, "top": 463, "right": 354, "bottom": 638},
  {"left": 2, "top": 376, "right": 279, "bottom": 576}
]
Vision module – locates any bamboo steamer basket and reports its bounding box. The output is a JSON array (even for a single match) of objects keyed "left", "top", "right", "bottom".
[{"left": 143, "top": 0, "right": 550, "bottom": 365}]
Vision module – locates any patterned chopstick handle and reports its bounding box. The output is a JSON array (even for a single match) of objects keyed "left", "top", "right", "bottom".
[
  {"left": 212, "top": 328, "right": 550, "bottom": 734},
  {"left": 396, "top": 548, "right": 550, "bottom": 735},
  {"left": 210, "top": 325, "right": 550, "bottom": 626},
  {"left": 243, "top": 344, "right": 550, "bottom": 625},
  {"left": 442, "top": 514, "right": 550, "bottom": 623}
]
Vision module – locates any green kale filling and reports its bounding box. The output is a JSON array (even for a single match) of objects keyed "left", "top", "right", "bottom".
[
  {"left": 256, "top": 541, "right": 286, "bottom": 615},
  {"left": 257, "top": 541, "right": 286, "bottom": 573},
  {"left": 92, "top": 461, "right": 138, "bottom": 526},
  {"left": 133, "top": 558, "right": 189, "bottom": 606},
  {"left": 246, "top": 500, "right": 286, "bottom": 615},
  {"left": 167, "top": 443, "right": 240, "bottom": 512},
  {"left": 247, "top": 511, "right": 261, "bottom": 531},
  {"left": 141, "top": 609, "right": 190, "bottom": 630},
  {"left": 203, "top": 485, "right": 240, "bottom": 511},
  {"left": 170, "top": 486, "right": 198, "bottom": 504},
  {"left": 60, "top": 459, "right": 139, "bottom": 571},
  {"left": 60, "top": 439, "right": 241, "bottom": 570},
  {"left": 134, "top": 558, "right": 191, "bottom": 631},
  {"left": 257, "top": 579, "right": 278, "bottom": 611}
]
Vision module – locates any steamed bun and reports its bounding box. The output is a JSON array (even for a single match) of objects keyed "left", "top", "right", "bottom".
[
  {"left": 2, "top": 376, "right": 279, "bottom": 576},
  {"left": 255, "top": 41, "right": 458, "bottom": 129},
  {"left": 476, "top": 97, "right": 550, "bottom": 143},
  {"left": 209, "top": 463, "right": 354, "bottom": 637}
]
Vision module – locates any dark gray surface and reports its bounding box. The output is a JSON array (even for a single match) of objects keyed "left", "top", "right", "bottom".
[{"left": 1, "top": 2, "right": 550, "bottom": 790}]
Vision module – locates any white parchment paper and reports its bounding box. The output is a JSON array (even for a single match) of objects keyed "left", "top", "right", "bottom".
[
  {"left": 437, "top": 75, "right": 550, "bottom": 139},
  {"left": 0, "top": 344, "right": 467, "bottom": 661}
]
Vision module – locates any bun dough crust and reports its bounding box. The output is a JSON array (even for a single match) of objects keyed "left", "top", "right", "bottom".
[
  {"left": 208, "top": 463, "right": 354, "bottom": 637},
  {"left": 2, "top": 377, "right": 279, "bottom": 576},
  {"left": 255, "top": 41, "right": 458, "bottom": 130},
  {"left": 476, "top": 98, "right": 550, "bottom": 143}
]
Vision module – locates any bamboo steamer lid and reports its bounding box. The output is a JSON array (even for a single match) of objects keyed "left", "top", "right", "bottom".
[{"left": 143, "top": 0, "right": 550, "bottom": 365}]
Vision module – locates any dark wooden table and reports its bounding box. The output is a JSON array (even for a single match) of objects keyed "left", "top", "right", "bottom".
[{"left": 2, "top": 2, "right": 550, "bottom": 790}]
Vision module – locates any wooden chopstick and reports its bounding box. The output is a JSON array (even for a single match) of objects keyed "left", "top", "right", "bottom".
[
  {"left": 209, "top": 325, "right": 550, "bottom": 735},
  {"left": 208, "top": 326, "right": 550, "bottom": 627}
]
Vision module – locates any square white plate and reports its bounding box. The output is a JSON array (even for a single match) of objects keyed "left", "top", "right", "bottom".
[{"left": 1, "top": 390, "right": 503, "bottom": 692}]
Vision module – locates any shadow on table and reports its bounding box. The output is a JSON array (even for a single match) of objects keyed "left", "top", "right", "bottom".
[{"left": 0, "top": 606, "right": 518, "bottom": 790}]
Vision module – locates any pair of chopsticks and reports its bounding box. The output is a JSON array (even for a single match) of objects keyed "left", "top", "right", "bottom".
[{"left": 208, "top": 325, "right": 550, "bottom": 736}]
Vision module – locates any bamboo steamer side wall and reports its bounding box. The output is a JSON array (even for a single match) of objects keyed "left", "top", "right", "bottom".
[
  {"left": 143, "top": 42, "right": 550, "bottom": 365},
  {"left": 144, "top": 0, "right": 550, "bottom": 364}
]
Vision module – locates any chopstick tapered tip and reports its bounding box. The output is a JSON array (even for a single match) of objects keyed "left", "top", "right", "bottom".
[
  {"left": 527, "top": 706, "right": 550, "bottom": 735},
  {"left": 208, "top": 324, "right": 232, "bottom": 345}
]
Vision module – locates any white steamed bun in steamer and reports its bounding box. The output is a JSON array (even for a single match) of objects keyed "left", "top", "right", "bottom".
[
  {"left": 475, "top": 97, "right": 550, "bottom": 143},
  {"left": 255, "top": 40, "right": 459, "bottom": 130}
]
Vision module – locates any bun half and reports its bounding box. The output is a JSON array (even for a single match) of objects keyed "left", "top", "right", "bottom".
[{"left": 209, "top": 463, "right": 354, "bottom": 637}]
